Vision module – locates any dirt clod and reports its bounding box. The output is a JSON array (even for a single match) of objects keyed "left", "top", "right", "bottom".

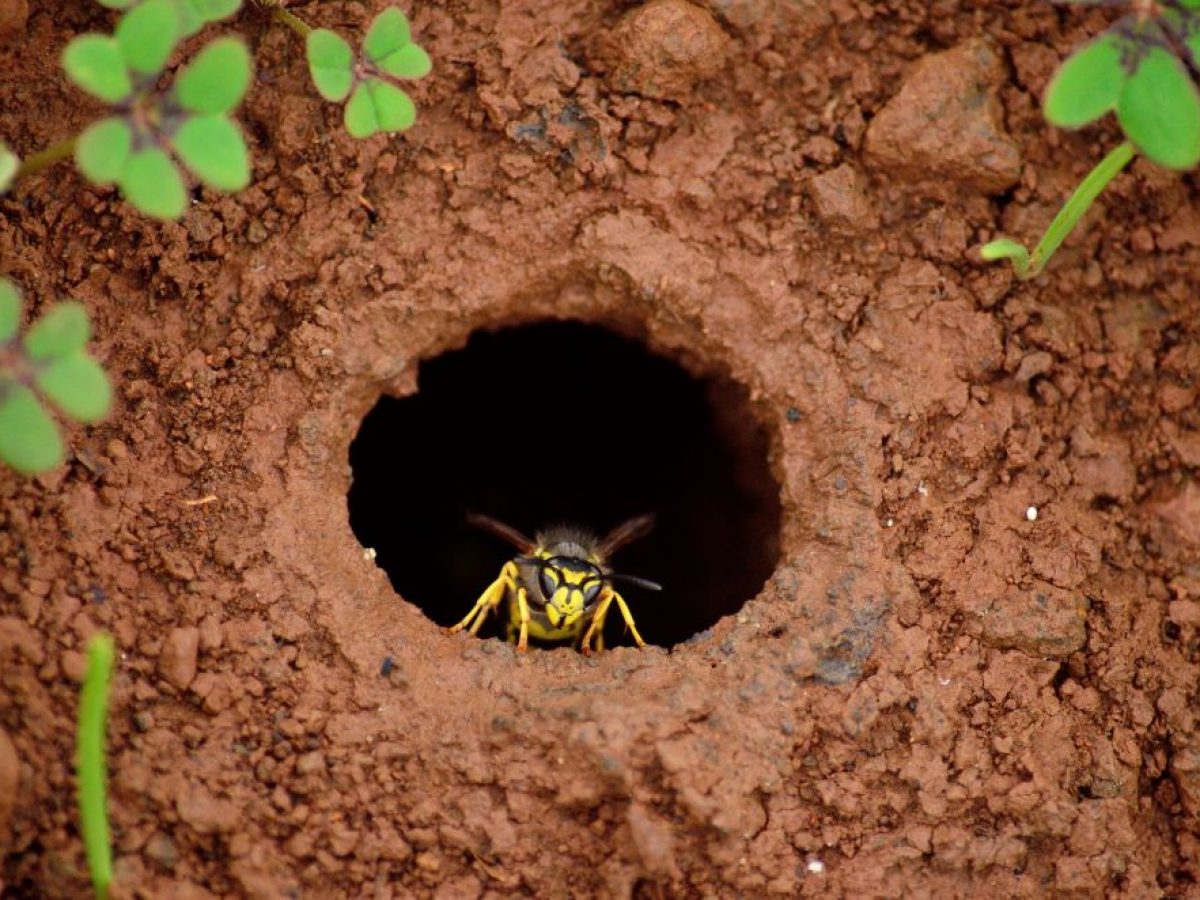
[
  {"left": 602, "top": 0, "right": 730, "bottom": 101},
  {"left": 159, "top": 627, "right": 200, "bottom": 691},
  {"left": 866, "top": 39, "right": 1021, "bottom": 194},
  {"left": 175, "top": 786, "right": 239, "bottom": 835},
  {"left": 626, "top": 802, "right": 681, "bottom": 880},
  {"left": 807, "top": 163, "right": 879, "bottom": 234},
  {"left": 0, "top": 0, "right": 26, "bottom": 41}
]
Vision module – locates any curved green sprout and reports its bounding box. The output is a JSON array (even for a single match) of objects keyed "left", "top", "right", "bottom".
[
  {"left": 306, "top": 7, "right": 432, "bottom": 138},
  {"left": 63, "top": 0, "right": 252, "bottom": 219},
  {"left": 983, "top": 1, "right": 1200, "bottom": 280},
  {"left": 0, "top": 278, "right": 112, "bottom": 474},
  {"left": 77, "top": 633, "right": 115, "bottom": 900},
  {"left": 981, "top": 141, "right": 1136, "bottom": 280},
  {"left": 0, "top": 142, "right": 15, "bottom": 194}
]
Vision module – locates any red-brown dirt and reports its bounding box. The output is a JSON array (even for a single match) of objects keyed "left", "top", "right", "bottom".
[{"left": 3, "top": 0, "right": 1200, "bottom": 896}]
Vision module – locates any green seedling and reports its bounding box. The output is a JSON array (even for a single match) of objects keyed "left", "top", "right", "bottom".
[
  {"left": 63, "top": 0, "right": 252, "bottom": 219},
  {"left": 305, "top": 7, "right": 432, "bottom": 137},
  {"left": 982, "top": 0, "right": 1200, "bottom": 279},
  {"left": 0, "top": 278, "right": 112, "bottom": 474},
  {"left": 77, "top": 633, "right": 115, "bottom": 900}
]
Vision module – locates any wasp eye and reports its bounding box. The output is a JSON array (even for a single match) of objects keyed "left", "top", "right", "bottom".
[
  {"left": 583, "top": 580, "right": 603, "bottom": 605},
  {"left": 538, "top": 567, "right": 558, "bottom": 599}
]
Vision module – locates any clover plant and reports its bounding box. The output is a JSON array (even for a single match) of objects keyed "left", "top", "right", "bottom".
[
  {"left": 63, "top": 0, "right": 252, "bottom": 219},
  {"left": 306, "top": 7, "right": 432, "bottom": 138},
  {"left": 0, "top": 279, "right": 112, "bottom": 474},
  {"left": 983, "top": 0, "right": 1200, "bottom": 279}
]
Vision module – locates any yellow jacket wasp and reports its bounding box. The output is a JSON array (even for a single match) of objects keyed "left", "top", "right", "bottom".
[{"left": 449, "top": 513, "right": 661, "bottom": 654}]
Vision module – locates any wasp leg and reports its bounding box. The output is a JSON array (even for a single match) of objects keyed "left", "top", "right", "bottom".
[
  {"left": 609, "top": 589, "right": 647, "bottom": 648},
  {"left": 515, "top": 586, "right": 531, "bottom": 652},
  {"left": 580, "top": 589, "right": 614, "bottom": 656},
  {"left": 448, "top": 561, "right": 519, "bottom": 637}
]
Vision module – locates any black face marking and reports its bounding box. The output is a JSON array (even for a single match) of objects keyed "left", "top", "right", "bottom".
[
  {"left": 546, "top": 556, "right": 602, "bottom": 580},
  {"left": 538, "top": 566, "right": 558, "bottom": 600},
  {"left": 583, "top": 580, "right": 602, "bottom": 605}
]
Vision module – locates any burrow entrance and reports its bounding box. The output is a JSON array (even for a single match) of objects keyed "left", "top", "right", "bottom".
[{"left": 348, "top": 320, "right": 781, "bottom": 648}]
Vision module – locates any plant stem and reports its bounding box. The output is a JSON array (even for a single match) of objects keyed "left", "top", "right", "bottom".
[
  {"left": 981, "top": 140, "right": 1136, "bottom": 280},
  {"left": 252, "top": 0, "right": 312, "bottom": 38},
  {"left": 78, "top": 634, "right": 114, "bottom": 900},
  {"left": 13, "top": 136, "right": 78, "bottom": 182}
]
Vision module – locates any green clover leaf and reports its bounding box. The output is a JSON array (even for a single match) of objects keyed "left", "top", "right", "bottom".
[
  {"left": 63, "top": 36, "right": 133, "bottom": 103},
  {"left": 363, "top": 8, "right": 430, "bottom": 79},
  {"left": 375, "top": 42, "right": 431, "bottom": 80},
  {"left": 36, "top": 355, "right": 113, "bottom": 423},
  {"left": 307, "top": 29, "right": 354, "bottom": 102},
  {"left": 344, "top": 79, "right": 415, "bottom": 138},
  {"left": 174, "top": 115, "right": 250, "bottom": 191},
  {"left": 362, "top": 7, "right": 411, "bottom": 62},
  {"left": 118, "top": 148, "right": 187, "bottom": 220},
  {"left": 24, "top": 301, "right": 91, "bottom": 361},
  {"left": 1044, "top": 33, "right": 1126, "bottom": 128},
  {"left": 0, "top": 386, "right": 64, "bottom": 474},
  {"left": 76, "top": 118, "right": 133, "bottom": 184},
  {"left": 1117, "top": 46, "right": 1200, "bottom": 170},
  {"left": 0, "top": 278, "right": 19, "bottom": 341},
  {"left": 175, "top": 37, "right": 252, "bottom": 114},
  {"left": 176, "top": 0, "right": 242, "bottom": 37},
  {"left": 115, "top": 0, "right": 182, "bottom": 75}
]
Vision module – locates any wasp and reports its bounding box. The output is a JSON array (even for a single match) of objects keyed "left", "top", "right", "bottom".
[{"left": 448, "top": 513, "right": 661, "bottom": 654}]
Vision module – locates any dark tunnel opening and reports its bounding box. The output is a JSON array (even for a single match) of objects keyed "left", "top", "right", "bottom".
[{"left": 347, "top": 320, "right": 781, "bottom": 649}]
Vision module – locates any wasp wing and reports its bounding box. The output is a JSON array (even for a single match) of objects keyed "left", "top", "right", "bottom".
[
  {"left": 597, "top": 513, "right": 655, "bottom": 558},
  {"left": 467, "top": 512, "right": 537, "bottom": 553}
]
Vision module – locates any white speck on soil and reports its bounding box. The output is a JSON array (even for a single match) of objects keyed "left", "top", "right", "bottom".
[{"left": 1026, "top": 506, "right": 1038, "bottom": 521}]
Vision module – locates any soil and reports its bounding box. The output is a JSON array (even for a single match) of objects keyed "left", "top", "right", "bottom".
[{"left": 3, "top": 0, "right": 1200, "bottom": 896}]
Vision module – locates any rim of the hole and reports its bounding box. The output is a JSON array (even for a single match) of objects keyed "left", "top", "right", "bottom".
[{"left": 344, "top": 313, "right": 787, "bottom": 655}]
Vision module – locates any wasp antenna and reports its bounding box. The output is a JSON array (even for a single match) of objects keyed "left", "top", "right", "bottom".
[
  {"left": 610, "top": 572, "right": 662, "bottom": 592},
  {"left": 467, "top": 512, "right": 537, "bottom": 553},
  {"left": 598, "top": 514, "right": 656, "bottom": 557}
]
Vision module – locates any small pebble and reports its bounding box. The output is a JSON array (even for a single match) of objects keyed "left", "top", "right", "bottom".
[
  {"left": 1026, "top": 506, "right": 1038, "bottom": 522},
  {"left": 160, "top": 627, "right": 200, "bottom": 691}
]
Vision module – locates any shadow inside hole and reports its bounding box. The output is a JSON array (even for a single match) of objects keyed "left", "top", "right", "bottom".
[{"left": 347, "top": 320, "right": 780, "bottom": 648}]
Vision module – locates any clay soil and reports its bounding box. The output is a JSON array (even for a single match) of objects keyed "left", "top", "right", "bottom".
[{"left": 4, "top": 0, "right": 1200, "bottom": 896}]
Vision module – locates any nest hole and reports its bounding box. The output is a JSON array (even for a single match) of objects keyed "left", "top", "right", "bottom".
[{"left": 347, "top": 320, "right": 781, "bottom": 648}]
